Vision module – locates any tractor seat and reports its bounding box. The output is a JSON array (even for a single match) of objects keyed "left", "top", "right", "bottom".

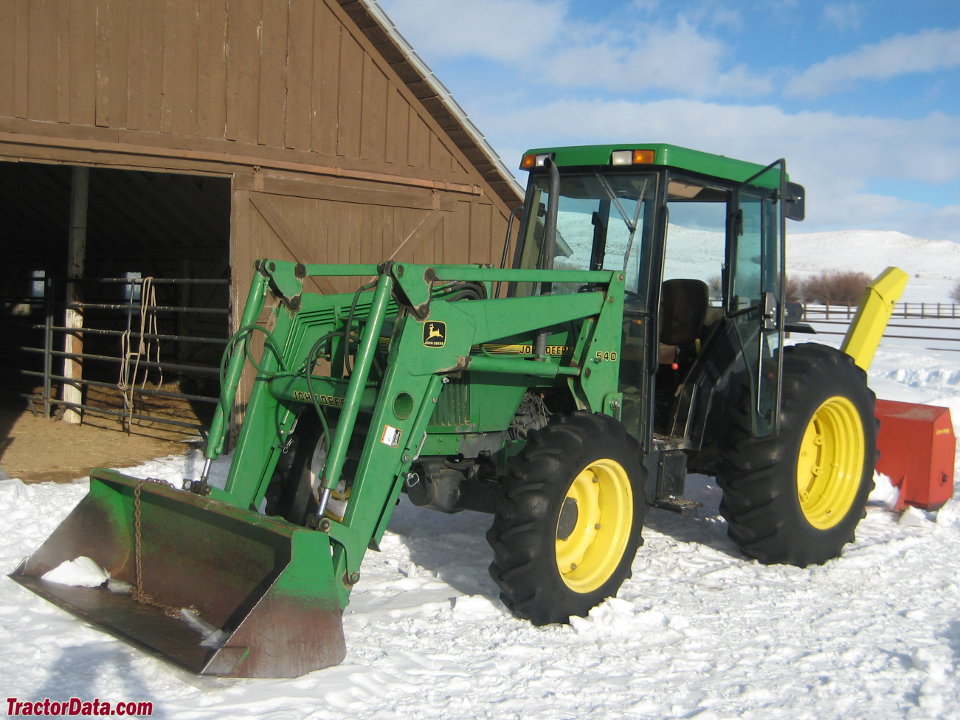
[{"left": 659, "top": 278, "right": 709, "bottom": 364}]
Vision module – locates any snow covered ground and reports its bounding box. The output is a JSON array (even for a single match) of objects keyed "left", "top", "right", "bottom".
[{"left": 2, "top": 232, "right": 958, "bottom": 719}]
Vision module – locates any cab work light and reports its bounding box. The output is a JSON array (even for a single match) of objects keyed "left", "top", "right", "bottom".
[
  {"left": 611, "top": 149, "right": 655, "bottom": 165},
  {"left": 520, "top": 153, "right": 553, "bottom": 170}
]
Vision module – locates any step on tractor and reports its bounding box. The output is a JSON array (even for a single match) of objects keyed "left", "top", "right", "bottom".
[{"left": 12, "top": 144, "right": 906, "bottom": 678}]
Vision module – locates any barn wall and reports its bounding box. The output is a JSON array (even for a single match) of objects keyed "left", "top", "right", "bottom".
[
  {"left": 232, "top": 171, "right": 506, "bottom": 292},
  {"left": 0, "top": 0, "right": 521, "bottom": 425},
  {"left": 0, "top": 0, "right": 513, "bottom": 202},
  {"left": 0, "top": 0, "right": 519, "bottom": 296}
]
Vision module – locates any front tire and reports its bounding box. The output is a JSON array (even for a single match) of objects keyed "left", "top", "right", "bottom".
[
  {"left": 487, "top": 412, "right": 647, "bottom": 625},
  {"left": 717, "top": 343, "right": 877, "bottom": 566},
  {"left": 264, "top": 413, "right": 323, "bottom": 525}
]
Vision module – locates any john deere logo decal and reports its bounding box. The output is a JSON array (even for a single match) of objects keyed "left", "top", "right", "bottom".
[{"left": 423, "top": 321, "right": 446, "bottom": 348}]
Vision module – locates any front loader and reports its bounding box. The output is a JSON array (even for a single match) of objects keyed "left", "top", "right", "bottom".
[{"left": 13, "top": 144, "right": 890, "bottom": 677}]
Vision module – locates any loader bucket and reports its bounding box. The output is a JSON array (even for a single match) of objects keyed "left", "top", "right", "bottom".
[{"left": 9, "top": 468, "right": 346, "bottom": 678}]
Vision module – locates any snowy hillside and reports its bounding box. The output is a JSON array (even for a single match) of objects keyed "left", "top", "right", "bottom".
[
  {"left": 1, "top": 231, "right": 958, "bottom": 719},
  {"left": 789, "top": 230, "right": 960, "bottom": 303}
]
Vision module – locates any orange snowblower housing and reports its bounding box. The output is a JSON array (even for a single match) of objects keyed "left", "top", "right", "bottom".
[{"left": 875, "top": 400, "right": 956, "bottom": 511}]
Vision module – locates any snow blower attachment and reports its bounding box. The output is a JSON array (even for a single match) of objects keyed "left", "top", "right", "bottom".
[
  {"left": 12, "top": 143, "right": 907, "bottom": 677},
  {"left": 832, "top": 267, "right": 956, "bottom": 512},
  {"left": 874, "top": 400, "right": 956, "bottom": 511}
]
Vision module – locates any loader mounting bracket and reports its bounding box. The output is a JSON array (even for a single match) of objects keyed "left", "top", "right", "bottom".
[{"left": 257, "top": 259, "right": 303, "bottom": 312}]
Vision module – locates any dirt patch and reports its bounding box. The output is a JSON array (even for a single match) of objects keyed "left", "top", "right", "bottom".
[{"left": 0, "top": 409, "right": 191, "bottom": 483}]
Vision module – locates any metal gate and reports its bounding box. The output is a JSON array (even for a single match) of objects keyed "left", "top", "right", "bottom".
[{"left": 4, "top": 274, "right": 229, "bottom": 435}]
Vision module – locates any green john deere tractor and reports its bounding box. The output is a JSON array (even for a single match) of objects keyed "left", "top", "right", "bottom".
[{"left": 13, "top": 143, "right": 895, "bottom": 678}]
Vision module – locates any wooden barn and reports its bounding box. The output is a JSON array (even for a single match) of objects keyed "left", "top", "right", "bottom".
[{"left": 0, "top": 0, "right": 522, "bottom": 437}]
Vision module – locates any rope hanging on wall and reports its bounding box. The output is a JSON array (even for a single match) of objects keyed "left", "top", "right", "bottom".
[{"left": 118, "top": 277, "right": 162, "bottom": 432}]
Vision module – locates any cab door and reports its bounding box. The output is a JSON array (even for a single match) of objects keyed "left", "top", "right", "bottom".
[{"left": 727, "top": 160, "right": 787, "bottom": 437}]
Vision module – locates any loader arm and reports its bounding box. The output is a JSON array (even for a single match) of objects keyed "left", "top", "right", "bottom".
[
  {"left": 11, "top": 259, "right": 628, "bottom": 677},
  {"left": 205, "top": 261, "right": 629, "bottom": 607}
]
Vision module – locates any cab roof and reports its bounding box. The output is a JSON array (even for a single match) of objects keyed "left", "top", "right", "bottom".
[{"left": 520, "top": 143, "right": 783, "bottom": 185}]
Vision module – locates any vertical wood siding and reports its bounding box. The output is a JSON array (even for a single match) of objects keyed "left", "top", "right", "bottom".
[
  {"left": 236, "top": 185, "right": 508, "bottom": 283},
  {"left": 0, "top": 0, "right": 495, "bottom": 189},
  {"left": 2, "top": 0, "right": 521, "bottom": 349}
]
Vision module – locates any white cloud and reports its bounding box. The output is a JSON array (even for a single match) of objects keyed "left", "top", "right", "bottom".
[
  {"left": 898, "top": 203, "right": 960, "bottom": 243},
  {"left": 822, "top": 3, "right": 864, "bottom": 32},
  {"left": 543, "top": 18, "right": 770, "bottom": 97},
  {"left": 682, "top": 1, "right": 742, "bottom": 30},
  {"left": 380, "top": 1, "right": 769, "bottom": 98},
  {"left": 377, "top": 0, "right": 567, "bottom": 65},
  {"left": 629, "top": 0, "right": 660, "bottom": 13},
  {"left": 708, "top": 7, "right": 742, "bottom": 30},
  {"left": 788, "top": 27, "right": 960, "bottom": 98},
  {"left": 377, "top": 1, "right": 960, "bottom": 242}
]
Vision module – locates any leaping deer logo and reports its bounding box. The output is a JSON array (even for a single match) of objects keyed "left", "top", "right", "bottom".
[{"left": 423, "top": 321, "right": 446, "bottom": 347}]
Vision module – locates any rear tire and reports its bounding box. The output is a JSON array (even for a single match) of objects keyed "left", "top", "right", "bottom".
[
  {"left": 717, "top": 343, "right": 877, "bottom": 566},
  {"left": 487, "top": 412, "right": 647, "bottom": 625}
]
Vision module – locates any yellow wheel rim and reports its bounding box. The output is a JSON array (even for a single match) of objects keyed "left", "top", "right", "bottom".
[
  {"left": 555, "top": 458, "right": 633, "bottom": 593},
  {"left": 796, "top": 396, "right": 865, "bottom": 530}
]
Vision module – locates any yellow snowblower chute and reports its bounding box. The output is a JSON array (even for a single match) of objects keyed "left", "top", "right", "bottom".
[{"left": 840, "top": 267, "right": 909, "bottom": 371}]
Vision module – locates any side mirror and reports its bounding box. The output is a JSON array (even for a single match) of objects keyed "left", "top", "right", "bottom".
[
  {"left": 784, "top": 182, "right": 805, "bottom": 221},
  {"left": 784, "top": 301, "right": 804, "bottom": 323}
]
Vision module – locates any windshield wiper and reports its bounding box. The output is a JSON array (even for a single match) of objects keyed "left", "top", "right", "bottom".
[
  {"left": 595, "top": 172, "right": 636, "bottom": 232},
  {"left": 595, "top": 172, "right": 648, "bottom": 272}
]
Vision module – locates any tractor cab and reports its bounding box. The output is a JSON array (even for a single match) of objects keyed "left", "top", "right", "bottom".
[{"left": 513, "top": 144, "right": 805, "bottom": 461}]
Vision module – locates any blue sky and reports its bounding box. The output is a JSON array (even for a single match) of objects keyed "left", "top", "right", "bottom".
[{"left": 376, "top": 0, "right": 960, "bottom": 242}]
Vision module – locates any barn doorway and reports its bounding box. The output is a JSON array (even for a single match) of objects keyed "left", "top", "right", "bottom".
[{"left": 0, "top": 161, "right": 231, "bottom": 449}]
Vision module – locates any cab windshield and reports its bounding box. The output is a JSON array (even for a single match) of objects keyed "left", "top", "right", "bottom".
[{"left": 514, "top": 170, "right": 658, "bottom": 299}]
